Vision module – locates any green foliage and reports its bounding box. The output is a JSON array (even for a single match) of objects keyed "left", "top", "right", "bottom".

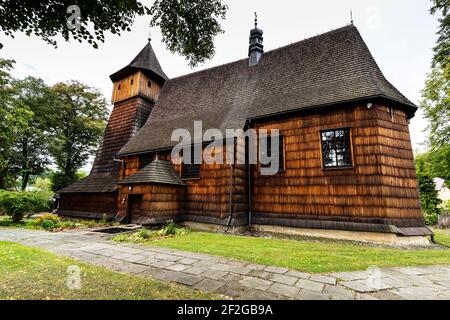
[
  {"left": 0, "top": 59, "right": 33, "bottom": 189},
  {"left": 0, "top": 191, "right": 52, "bottom": 222},
  {"left": 0, "top": 1, "right": 227, "bottom": 67},
  {"left": 424, "top": 212, "right": 439, "bottom": 226},
  {"left": 443, "top": 200, "right": 450, "bottom": 213},
  {"left": 150, "top": 0, "right": 227, "bottom": 66},
  {"left": 415, "top": 148, "right": 450, "bottom": 186},
  {"left": 50, "top": 171, "right": 79, "bottom": 192},
  {"left": 33, "top": 177, "right": 52, "bottom": 192},
  {"left": 157, "top": 220, "right": 189, "bottom": 237},
  {"left": 113, "top": 222, "right": 190, "bottom": 243},
  {"left": 421, "top": 62, "right": 450, "bottom": 150},
  {"left": 49, "top": 81, "right": 108, "bottom": 191},
  {"left": 415, "top": 156, "right": 442, "bottom": 225},
  {"left": 33, "top": 214, "right": 61, "bottom": 230},
  {"left": 9, "top": 77, "right": 56, "bottom": 190},
  {"left": 420, "top": 2, "right": 450, "bottom": 188},
  {"left": 430, "top": 0, "right": 449, "bottom": 68}
]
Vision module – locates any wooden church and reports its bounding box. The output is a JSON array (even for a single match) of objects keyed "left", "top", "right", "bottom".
[{"left": 57, "top": 22, "right": 432, "bottom": 244}]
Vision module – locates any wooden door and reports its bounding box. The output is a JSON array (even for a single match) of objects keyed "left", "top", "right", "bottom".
[{"left": 127, "top": 194, "right": 143, "bottom": 224}]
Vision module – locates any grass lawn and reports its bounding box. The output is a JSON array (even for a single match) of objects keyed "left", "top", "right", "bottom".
[
  {"left": 0, "top": 241, "right": 220, "bottom": 300},
  {"left": 123, "top": 231, "right": 450, "bottom": 273},
  {"left": 434, "top": 228, "right": 450, "bottom": 247}
]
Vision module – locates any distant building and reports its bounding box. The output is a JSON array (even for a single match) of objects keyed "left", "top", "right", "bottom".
[{"left": 434, "top": 178, "right": 450, "bottom": 202}]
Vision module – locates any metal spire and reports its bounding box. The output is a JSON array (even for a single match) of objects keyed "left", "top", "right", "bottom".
[
  {"left": 350, "top": 10, "right": 354, "bottom": 25},
  {"left": 148, "top": 28, "right": 152, "bottom": 42},
  {"left": 254, "top": 12, "right": 258, "bottom": 28}
]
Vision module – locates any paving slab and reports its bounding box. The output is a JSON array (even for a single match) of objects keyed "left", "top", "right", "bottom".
[
  {"left": 194, "top": 279, "right": 225, "bottom": 292},
  {"left": 268, "top": 282, "right": 300, "bottom": 298},
  {"left": 264, "top": 266, "right": 289, "bottom": 274},
  {"left": 295, "top": 279, "right": 325, "bottom": 292},
  {"left": 340, "top": 279, "right": 394, "bottom": 293},
  {"left": 238, "top": 276, "right": 273, "bottom": 291},
  {"left": 268, "top": 273, "right": 298, "bottom": 286},
  {"left": 309, "top": 274, "right": 337, "bottom": 285}
]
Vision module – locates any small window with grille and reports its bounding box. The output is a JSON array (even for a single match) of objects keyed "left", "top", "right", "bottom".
[{"left": 320, "top": 128, "right": 353, "bottom": 169}]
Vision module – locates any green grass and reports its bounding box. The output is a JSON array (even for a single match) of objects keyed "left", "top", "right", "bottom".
[
  {"left": 434, "top": 229, "right": 450, "bottom": 247},
  {"left": 0, "top": 241, "right": 220, "bottom": 300},
  {"left": 125, "top": 231, "right": 450, "bottom": 273}
]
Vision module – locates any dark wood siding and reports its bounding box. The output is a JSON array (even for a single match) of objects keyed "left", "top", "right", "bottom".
[
  {"left": 250, "top": 103, "right": 422, "bottom": 228},
  {"left": 58, "top": 192, "right": 118, "bottom": 219}
]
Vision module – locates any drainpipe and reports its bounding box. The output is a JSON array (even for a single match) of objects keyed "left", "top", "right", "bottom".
[
  {"left": 113, "top": 158, "right": 127, "bottom": 223},
  {"left": 225, "top": 139, "right": 236, "bottom": 233},
  {"left": 113, "top": 158, "right": 127, "bottom": 179},
  {"left": 247, "top": 120, "right": 253, "bottom": 228}
]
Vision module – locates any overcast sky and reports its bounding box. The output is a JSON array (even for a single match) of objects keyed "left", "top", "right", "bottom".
[{"left": 1, "top": 0, "right": 439, "bottom": 172}]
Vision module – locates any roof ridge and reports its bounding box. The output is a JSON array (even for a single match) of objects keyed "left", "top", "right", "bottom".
[{"left": 168, "top": 24, "right": 355, "bottom": 82}]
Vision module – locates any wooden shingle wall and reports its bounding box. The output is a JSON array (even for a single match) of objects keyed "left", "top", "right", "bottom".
[{"left": 251, "top": 103, "right": 422, "bottom": 228}]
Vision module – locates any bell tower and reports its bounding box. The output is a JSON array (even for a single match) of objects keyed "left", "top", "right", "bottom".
[
  {"left": 90, "top": 40, "right": 168, "bottom": 175},
  {"left": 57, "top": 38, "right": 168, "bottom": 221},
  {"left": 110, "top": 39, "right": 167, "bottom": 104}
]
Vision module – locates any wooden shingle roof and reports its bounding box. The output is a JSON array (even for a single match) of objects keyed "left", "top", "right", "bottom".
[
  {"left": 118, "top": 25, "right": 417, "bottom": 156},
  {"left": 58, "top": 173, "right": 118, "bottom": 193},
  {"left": 118, "top": 159, "right": 185, "bottom": 186},
  {"left": 110, "top": 40, "right": 168, "bottom": 84}
]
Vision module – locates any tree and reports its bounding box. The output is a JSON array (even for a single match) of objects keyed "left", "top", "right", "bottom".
[
  {"left": 415, "top": 155, "right": 442, "bottom": 225},
  {"left": 0, "top": 0, "right": 227, "bottom": 67},
  {"left": 9, "top": 77, "right": 55, "bottom": 190},
  {"left": 420, "top": 0, "right": 450, "bottom": 188},
  {"left": 430, "top": 0, "right": 449, "bottom": 68},
  {"left": 0, "top": 59, "right": 33, "bottom": 189},
  {"left": 416, "top": 146, "right": 450, "bottom": 185},
  {"left": 421, "top": 62, "right": 450, "bottom": 150},
  {"left": 49, "top": 81, "right": 108, "bottom": 191}
]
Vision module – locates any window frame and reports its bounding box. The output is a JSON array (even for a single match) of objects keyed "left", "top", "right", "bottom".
[{"left": 319, "top": 127, "right": 354, "bottom": 170}]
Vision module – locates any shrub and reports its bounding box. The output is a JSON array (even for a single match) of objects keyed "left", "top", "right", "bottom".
[
  {"left": 0, "top": 191, "right": 52, "bottom": 222},
  {"left": 157, "top": 220, "right": 190, "bottom": 237},
  {"left": 33, "top": 214, "right": 61, "bottom": 230},
  {"left": 424, "top": 212, "right": 439, "bottom": 226}
]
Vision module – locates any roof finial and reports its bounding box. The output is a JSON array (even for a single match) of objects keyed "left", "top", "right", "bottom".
[
  {"left": 350, "top": 9, "right": 354, "bottom": 25},
  {"left": 148, "top": 28, "right": 152, "bottom": 42},
  {"left": 254, "top": 12, "right": 258, "bottom": 28}
]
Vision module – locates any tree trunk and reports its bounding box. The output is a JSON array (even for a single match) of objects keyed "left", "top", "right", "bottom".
[{"left": 21, "top": 172, "right": 30, "bottom": 191}]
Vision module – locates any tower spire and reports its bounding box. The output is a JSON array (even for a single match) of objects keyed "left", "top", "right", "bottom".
[
  {"left": 350, "top": 9, "right": 354, "bottom": 25},
  {"left": 249, "top": 12, "right": 264, "bottom": 66}
]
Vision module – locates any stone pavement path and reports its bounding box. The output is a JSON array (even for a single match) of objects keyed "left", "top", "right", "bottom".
[{"left": 1, "top": 228, "right": 450, "bottom": 300}]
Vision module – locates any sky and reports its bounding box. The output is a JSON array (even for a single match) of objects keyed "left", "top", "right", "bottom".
[{"left": 0, "top": 0, "right": 439, "bottom": 172}]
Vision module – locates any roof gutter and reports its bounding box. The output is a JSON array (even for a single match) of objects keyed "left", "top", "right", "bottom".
[{"left": 246, "top": 95, "right": 418, "bottom": 123}]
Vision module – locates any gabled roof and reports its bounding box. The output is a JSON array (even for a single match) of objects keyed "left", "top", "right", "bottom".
[
  {"left": 118, "top": 25, "right": 417, "bottom": 156},
  {"left": 110, "top": 40, "right": 168, "bottom": 84},
  {"left": 118, "top": 159, "right": 185, "bottom": 186}
]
